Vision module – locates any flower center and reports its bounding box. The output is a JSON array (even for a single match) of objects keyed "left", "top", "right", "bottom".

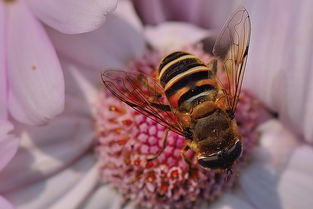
[{"left": 95, "top": 46, "right": 267, "bottom": 208}]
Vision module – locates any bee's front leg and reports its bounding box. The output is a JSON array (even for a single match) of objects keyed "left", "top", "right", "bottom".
[{"left": 146, "top": 129, "right": 169, "bottom": 161}]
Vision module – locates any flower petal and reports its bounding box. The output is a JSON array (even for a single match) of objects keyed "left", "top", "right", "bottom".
[
  {"left": 132, "top": 0, "right": 233, "bottom": 29},
  {"left": 144, "top": 21, "right": 211, "bottom": 51},
  {"left": 46, "top": 14, "right": 146, "bottom": 70},
  {"left": 61, "top": 58, "right": 99, "bottom": 117},
  {"left": 49, "top": 163, "right": 100, "bottom": 209},
  {"left": 4, "top": 155, "right": 94, "bottom": 209},
  {"left": 238, "top": 119, "right": 300, "bottom": 209},
  {"left": 0, "top": 121, "right": 19, "bottom": 172},
  {"left": 207, "top": 193, "right": 255, "bottom": 209},
  {"left": 0, "top": 196, "right": 15, "bottom": 209},
  {"left": 244, "top": 0, "right": 313, "bottom": 142},
  {"left": 114, "top": 0, "right": 143, "bottom": 31},
  {"left": 26, "top": 0, "right": 118, "bottom": 34},
  {"left": 0, "top": 113, "right": 94, "bottom": 193},
  {"left": 80, "top": 185, "right": 124, "bottom": 209},
  {"left": 0, "top": 2, "right": 6, "bottom": 120},
  {"left": 255, "top": 119, "right": 300, "bottom": 174},
  {"left": 278, "top": 145, "right": 313, "bottom": 209},
  {"left": 7, "top": 1, "right": 64, "bottom": 125}
]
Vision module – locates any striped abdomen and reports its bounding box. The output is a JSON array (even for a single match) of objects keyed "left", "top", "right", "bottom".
[{"left": 158, "top": 51, "right": 218, "bottom": 112}]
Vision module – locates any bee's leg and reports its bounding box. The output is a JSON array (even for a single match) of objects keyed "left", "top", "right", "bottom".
[
  {"left": 181, "top": 145, "right": 192, "bottom": 170},
  {"left": 147, "top": 129, "right": 169, "bottom": 161}
]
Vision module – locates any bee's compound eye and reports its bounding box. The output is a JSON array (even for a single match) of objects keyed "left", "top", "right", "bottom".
[
  {"left": 226, "top": 140, "right": 242, "bottom": 162},
  {"left": 197, "top": 155, "right": 224, "bottom": 170},
  {"left": 197, "top": 141, "right": 242, "bottom": 170}
]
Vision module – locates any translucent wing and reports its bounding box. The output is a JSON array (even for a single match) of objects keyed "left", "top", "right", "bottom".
[
  {"left": 101, "top": 70, "right": 185, "bottom": 136},
  {"left": 213, "top": 7, "right": 251, "bottom": 113}
]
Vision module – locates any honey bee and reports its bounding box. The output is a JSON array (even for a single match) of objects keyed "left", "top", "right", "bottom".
[{"left": 102, "top": 8, "right": 251, "bottom": 171}]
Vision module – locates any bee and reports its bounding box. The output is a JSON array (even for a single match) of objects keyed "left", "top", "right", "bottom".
[{"left": 102, "top": 8, "right": 251, "bottom": 171}]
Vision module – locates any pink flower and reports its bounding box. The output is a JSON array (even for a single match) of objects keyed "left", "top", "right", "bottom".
[
  {"left": 1, "top": 1, "right": 313, "bottom": 209},
  {"left": 95, "top": 48, "right": 269, "bottom": 209}
]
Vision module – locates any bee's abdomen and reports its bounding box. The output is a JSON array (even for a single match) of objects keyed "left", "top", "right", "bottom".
[{"left": 158, "top": 51, "right": 217, "bottom": 110}]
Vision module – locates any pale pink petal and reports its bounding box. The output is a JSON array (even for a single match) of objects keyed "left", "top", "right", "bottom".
[
  {"left": 238, "top": 120, "right": 300, "bottom": 209},
  {"left": 0, "top": 196, "right": 15, "bottom": 209},
  {"left": 4, "top": 155, "right": 94, "bottom": 209},
  {"left": 26, "top": 0, "right": 118, "bottom": 34},
  {"left": 80, "top": 185, "right": 124, "bottom": 209},
  {"left": 132, "top": 0, "right": 166, "bottom": 25},
  {"left": 114, "top": 0, "right": 143, "bottom": 31},
  {"left": 278, "top": 146, "right": 313, "bottom": 209},
  {"left": 144, "top": 22, "right": 211, "bottom": 51},
  {"left": 0, "top": 114, "right": 94, "bottom": 193},
  {"left": 0, "top": 2, "right": 6, "bottom": 120},
  {"left": 46, "top": 15, "right": 145, "bottom": 70},
  {"left": 255, "top": 120, "right": 300, "bottom": 173},
  {"left": 0, "top": 121, "right": 19, "bottom": 172},
  {"left": 243, "top": 0, "right": 313, "bottom": 143},
  {"left": 132, "top": 0, "right": 233, "bottom": 29},
  {"left": 207, "top": 193, "right": 254, "bottom": 209},
  {"left": 7, "top": 1, "right": 64, "bottom": 125},
  {"left": 49, "top": 163, "right": 100, "bottom": 209},
  {"left": 61, "top": 58, "right": 99, "bottom": 117}
]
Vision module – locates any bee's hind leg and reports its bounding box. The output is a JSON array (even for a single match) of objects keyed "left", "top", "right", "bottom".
[
  {"left": 146, "top": 129, "right": 169, "bottom": 161},
  {"left": 181, "top": 145, "right": 193, "bottom": 172}
]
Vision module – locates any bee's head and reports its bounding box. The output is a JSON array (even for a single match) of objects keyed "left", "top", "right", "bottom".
[{"left": 197, "top": 140, "right": 242, "bottom": 170}]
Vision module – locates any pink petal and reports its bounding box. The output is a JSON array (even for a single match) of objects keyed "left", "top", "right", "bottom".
[
  {"left": 132, "top": 0, "right": 166, "bottom": 25},
  {"left": 46, "top": 15, "right": 146, "bottom": 70},
  {"left": 255, "top": 120, "right": 300, "bottom": 173},
  {"left": 114, "top": 0, "right": 143, "bottom": 31},
  {"left": 50, "top": 164, "right": 100, "bottom": 209},
  {"left": 0, "top": 196, "right": 15, "bottom": 209},
  {"left": 80, "top": 186, "right": 124, "bottom": 209},
  {"left": 238, "top": 120, "right": 300, "bottom": 209},
  {"left": 0, "top": 121, "right": 19, "bottom": 172},
  {"left": 244, "top": 0, "right": 313, "bottom": 143},
  {"left": 0, "top": 113, "right": 94, "bottom": 193},
  {"left": 0, "top": 2, "right": 6, "bottom": 120},
  {"left": 7, "top": 1, "right": 64, "bottom": 125},
  {"left": 4, "top": 155, "right": 95, "bottom": 209},
  {"left": 207, "top": 193, "right": 254, "bottom": 209},
  {"left": 278, "top": 146, "right": 313, "bottom": 209},
  {"left": 61, "top": 58, "right": 99, "bottom": 117},
  {"left": 27, "top": 0, "right": 118, "bottom": 34},
  {"left": 132, "top": 0, "right": 233, "bottom": 29},
  {"left": 144, "top": 22, "right": 211, "bottom": 51}
]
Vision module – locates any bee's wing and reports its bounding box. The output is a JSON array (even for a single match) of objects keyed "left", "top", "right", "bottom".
[
  {"left": 101, "top": 70, "right": 185, "bottom": 136},
  {"left": 213, "top": 7, "right": 251, "bottom": 113}
]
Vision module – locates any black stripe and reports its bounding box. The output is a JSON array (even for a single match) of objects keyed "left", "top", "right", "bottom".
[
  {"left": 178, "top": 85, "right": 215, "bottom": 106},
  {"left": 159, "top": 51, "right": 190, "bottom": 72},
  {"left": 160, "top": 58, "right": 206, "bottom": 85},
  {"left": 165, "top": 71, "right": 212, "bottom": 97}
]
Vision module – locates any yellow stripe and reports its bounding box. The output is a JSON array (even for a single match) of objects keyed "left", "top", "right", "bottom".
[
  {"left": 168, "top": 87, "right": 190, "bottom": 107},
  {"left": 164, "top": 66, "right": 209, "bottom": 91},
  {"left": 159, "top": 55, "right": 197, "bottom": 79}
]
